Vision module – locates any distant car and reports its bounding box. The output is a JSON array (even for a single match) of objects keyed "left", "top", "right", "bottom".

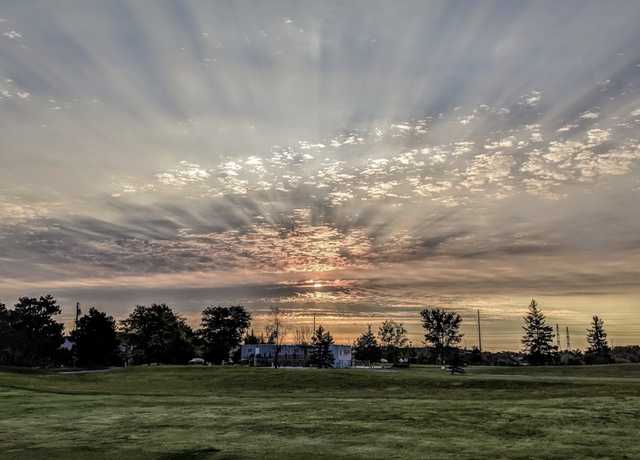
[{"left": 188, "top": 358, "right": 206, "bottom": 365}]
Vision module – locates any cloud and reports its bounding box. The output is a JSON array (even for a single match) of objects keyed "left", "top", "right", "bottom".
[
  {"left": 2, "top": 1, "right": 640, "bottom": 346},
  {"left": 3, "top": 30, "right": 21, "bottom": 40}
]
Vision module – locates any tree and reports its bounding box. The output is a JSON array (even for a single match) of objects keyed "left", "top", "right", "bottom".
[
  {"left": 0, "top": 302, "right": 13, "bottom": 364},
  {"left": 199, "top": 305, "right": 251, "bottom": 364},
  {"left": 469, "top": 346, "right": 483, "bottom": 365},
  {"left": 353, "top": 325, "right": 382, "bottom": 364},
  {"left": 420, "top": 307, "right": 463, "bottom": 364},
  {"left": 294, "top": 325, "right": 312, "bottom": 346},
  {"left": 586, "top": 315, "right": 611, "bottom": 364},
  {"left": 377, "top": 320, "right": 408, "bottom": 363},
  {"left": 309, "top": 325, "right": 335, "bottom": 368},
  {"left": 244, "top": 329, "right": 262, "bottom": 345},
  {"left": 9, "top": 295, "right": 65, "bottom": 366},
  {"left": 294, "top": 325, "right": 313, "bottom": 364},
  {"left": 71, "top": 307, "right": 119, "bottom": 367},
  {"left": 121, "top": 304, "right": 195, "bottom": 365},
  {"left": 521, "top": 299, "right": 555, "bottom": 365},
  {"left": 264, "top": 307, "right": 287, "bottom": 368}
]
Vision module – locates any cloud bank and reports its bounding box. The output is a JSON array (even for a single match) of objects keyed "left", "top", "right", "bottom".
[{"left": 1, "top": 1, "right": 640, "bottom": 348}]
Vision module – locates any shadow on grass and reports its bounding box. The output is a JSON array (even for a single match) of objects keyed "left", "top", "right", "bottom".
[
  {"left": 158, "top": 447, "right": 222, "bottom": 460},
  {"left": 3, "top": 447, "right": 223, "bottom": 460}
]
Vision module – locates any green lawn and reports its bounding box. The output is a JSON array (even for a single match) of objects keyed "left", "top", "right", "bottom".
[{"left": 1, "top": 365, "right": 639, "bottom": 459}]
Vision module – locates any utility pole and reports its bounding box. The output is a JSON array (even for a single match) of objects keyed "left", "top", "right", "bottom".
[
  {"left": 313, "top": 313, "right": 316, "bottom": 333},
  {"left": 74, "top": 302, "right": 81, "bottom": 331},
  {"left": 476, "top": 309, "right": 482, "bottom": 354},
  {"left": 566, "top": 326, "right": 571, "bottom": 351},
  {"left": 556, "top": 324, "right": 561, "bottom": 350}
]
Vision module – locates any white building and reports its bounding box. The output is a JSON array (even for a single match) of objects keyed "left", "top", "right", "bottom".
[{"left": 240, "top": 344, "right": 352, "bottom": 368}]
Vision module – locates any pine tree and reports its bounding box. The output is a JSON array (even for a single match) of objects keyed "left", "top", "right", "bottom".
[
  {"left": 521, "top": 299, "right": 555, "bottom": 365},
  {"left": 586, "top": 315, "right": 611, "bottom": 363},
  {"left": 308, "top": 326, "right": 334, "bottom": 368},
  {"left": 353, "top": 325, "right": 382, "bottom": 364}
]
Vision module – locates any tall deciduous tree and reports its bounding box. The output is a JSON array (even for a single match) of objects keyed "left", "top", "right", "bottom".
[
  {"left": 586, "top": 315, "right": 611, "bottom": 363},
  {"left": 521, "top": 299, "right": 555, "bottom": 365},
  {"left": 264, "top": 307, "right": 287, "bottom": 368},
  {"left": 9, "top": 295, "right": 65, "bottom": 366},
  {"left": 377, "top": 320, "right": 408, "bottom": 363},
  {"left": 309, "top": 326, "right": 335, "bottom": 368},
  {"left": 420, "top": 307, "right": 463, "bottom": 364},
  {"left": 199, "top": 305, "right": 251, "bottom": 364},
  {"left": 353, "top": 325, "right": 382, "bottom": 364},
  {"left": 71, "top": 307, "right": 119, "bottom": 367},
  {"left": 121, "top": 304, "right": 195, "bottom": 365}
]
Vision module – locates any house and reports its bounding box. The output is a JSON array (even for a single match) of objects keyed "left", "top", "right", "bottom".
[
  {"left": 331, "top": 345, "right": 353, "bottom": 368},
  {"left": 240, "top": 344, "right": 352, "bottom": 368},
  {"left": 61, "top": 337, "right": 75, "bottom": 351}
]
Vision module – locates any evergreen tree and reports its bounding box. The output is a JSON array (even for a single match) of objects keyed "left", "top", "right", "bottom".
[
  {"left": 420, "top": 307, "right": 463, "bottom": 364},
  {"left": 521, "top": 299, "right": 555, "bottom": 365},
  {"left": 353, "top": 325, "right": 382, "bottom": 364},
  {"left": 71, "top": 307, "right": 119, "bottom": 367},
  {"left": 308, "top": 326, "right": 335, "bottom": 368},
  {"left": 586, "top": 315, "right": 611, "bottom": 363}
]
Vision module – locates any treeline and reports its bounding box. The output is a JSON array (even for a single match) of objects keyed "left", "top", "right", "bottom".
[
  {"left": 0, "top": 295, "right": 634, "bottom": 368},
  {"left": 351, "top": 300, "right": 625, "bottom": 366},
  {"left": 0, "top": 297, "right": 255, "bottom": 367},
  {"left": 0, "top": 297, "right": 338, "bottom": 368},
  {"left": 352, "top": 308, "right": 464, "bottom": 366}
]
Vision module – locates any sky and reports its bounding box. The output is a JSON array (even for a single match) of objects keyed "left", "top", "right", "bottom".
[{"left": 1, "top": 1, "right": 640, "bottom": 350}]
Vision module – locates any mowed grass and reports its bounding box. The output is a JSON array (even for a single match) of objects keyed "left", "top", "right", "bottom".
[{"left": 1, "top": 365, "right": 639, "bottom": 459}]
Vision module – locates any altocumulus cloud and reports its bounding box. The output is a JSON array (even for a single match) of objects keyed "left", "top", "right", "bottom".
[{"left": 1, "top": 0, "right": 640, "bottom": 348}]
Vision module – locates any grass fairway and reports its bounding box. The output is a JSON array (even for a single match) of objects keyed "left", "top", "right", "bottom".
[{"left": 1, "top": 365, "right": 639, "bottom": 459}]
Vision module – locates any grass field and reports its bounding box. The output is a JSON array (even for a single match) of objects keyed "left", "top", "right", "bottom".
[{"left": 1, "top": 364, "right": 639, "bottom": 459}]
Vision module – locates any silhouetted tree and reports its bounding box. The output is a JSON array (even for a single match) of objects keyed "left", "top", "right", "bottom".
[
  {"left": 294, "top": 325, "right": 312, "bottom": 364},
  {"left": 469, "top": 346, "right": 483, "bottom": 365},
  {"left": 121, "top": 304, "right": 195, "bottom": 365},
  {"left": 521, "top": 299, "right": 555, "bottom": 365},
  {"left": 378, "top": 320, "right": 408, "bottom": 364},
  {"left": 294, "top": 325, "right": 312, "bottom": 346},
  {"left": 586, "top": 315, "right": 611, "bottom": 364},
  {"left": 353, "top": 325, "right": 382, "bottom": 365},
  {"left": 309, "top": 325, "right": 335, "bottom": 368},
  {"left": 420, "top": 307, "right": 463, "bottom": 364},
  {"left": 265, "top": 307, "right": 287, "bottom": 368},
  {"left": 71, "top": 307, "right": 119, "bottom": 367},
  {"left": 199, "top": 305, "right": 251, "bottom": 364},
  {"left": 244, "top": 329, "right": 262, "bottom": 345},
  {"left": 8, "top": 295, "right": 64, "bottom": 366},
  {"left": 0, "top": 302, "right": 13, "bottom": 364}
]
